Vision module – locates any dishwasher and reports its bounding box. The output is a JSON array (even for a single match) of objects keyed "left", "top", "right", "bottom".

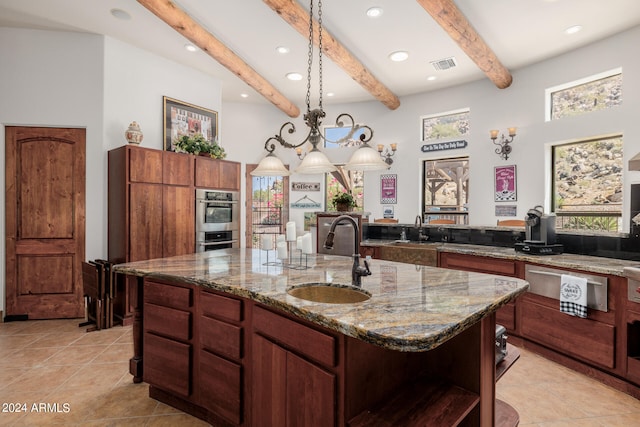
[
  {"left": 524, "top": 264, "right": 608, "bottom": 312},
  {"left": 317, "top": 219, "right": 356, "bottom": 256}
]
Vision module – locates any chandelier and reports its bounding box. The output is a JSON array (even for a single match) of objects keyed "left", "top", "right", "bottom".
[{"left": 251, "top": 0, "right": 389, "bottom": 176}]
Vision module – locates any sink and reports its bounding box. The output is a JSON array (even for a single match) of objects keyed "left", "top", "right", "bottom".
[
  {"left": 287, "top": 283, "right": 371, "bottom": 304},
  {"left": 391, "top": 241, "right": 432, "bottom": 248},
  {"left": 380, "top": 242, "right": 438, "bottom": 266}
]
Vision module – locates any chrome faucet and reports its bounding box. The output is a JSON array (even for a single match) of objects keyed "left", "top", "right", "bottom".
[
  {"left": 323, "top": 215, "right": 371, "bottom": 287},
  {"left": 415, "top": 214, "right": 428, "bottom": 241}
]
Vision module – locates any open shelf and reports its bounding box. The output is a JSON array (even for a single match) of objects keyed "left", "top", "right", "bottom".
[{"left": 348, "top": 379, "right": 479, "bottom": 427}]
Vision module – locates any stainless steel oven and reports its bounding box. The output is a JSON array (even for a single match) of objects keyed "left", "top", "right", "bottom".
[{"left": 195, "top": 189, "right": 239, "bottom": 252}]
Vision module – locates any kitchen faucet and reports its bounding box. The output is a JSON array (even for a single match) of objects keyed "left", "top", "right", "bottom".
[{"left": 323, "top": 215, "right": 371, "bottom": 287}]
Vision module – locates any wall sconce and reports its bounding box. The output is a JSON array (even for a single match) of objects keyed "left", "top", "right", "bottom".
[
  {"left": 490, "top": 128, "right": 517, "bottom": 160},
  {"left": 377, "top": 143, "right": 397, "bottom": 165}
]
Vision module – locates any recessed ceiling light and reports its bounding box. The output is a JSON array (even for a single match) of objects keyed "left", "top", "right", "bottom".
[
  {"left": 427, "top": 75, "right": 437, "bottom": 81},
  {"left": 276, "top": 46, "right": 290, "bottom": 54},
  {"left": 366, "top": 7, "right": 383, "bottom": 18},
  {"left": 326, "top": 92, "right": 335, "bottom": 97},
  {"left": 184, "top": 43, "right": 197, "bottom": 52},
  {"left": 389, "top": 51, "right": 409, "bottom": 62},
  {"left": 565, "top": 25, "right": 582, "bottom": 35},
  {"left": 286, "top": 72, "right": 303, "bottom": 81},
  {"left": 240, "top": 93, "right": 249, "bottom": 98},
  {"left": 110, "top": 8, "right": 131, "bottom": 21}
]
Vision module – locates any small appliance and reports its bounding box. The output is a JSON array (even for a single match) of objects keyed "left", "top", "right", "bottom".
[
  {"left": 514, "top": 205, "right": 564, "bottom": 255},
  {"left": 495, "top": 324, "right": 508, "bottom": 365}
]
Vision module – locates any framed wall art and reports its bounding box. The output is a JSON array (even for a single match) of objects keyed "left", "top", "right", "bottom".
[
  {"left": 381, "top": 174, "right": 397, "bottom": 204},
  {"left": 494, "top": 165, "right": 517, "bottom": 202},
  {"left": 163, "top": 96, "right": 218, "bottom": 151}
]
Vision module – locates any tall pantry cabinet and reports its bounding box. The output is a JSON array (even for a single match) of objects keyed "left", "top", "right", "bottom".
[{"left": 108, "top": 145, "right": 194, "bottom": 325}]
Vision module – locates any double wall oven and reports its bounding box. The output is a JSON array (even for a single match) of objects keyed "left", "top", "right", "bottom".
[{"left": 195, "top": 189, "right": 239, "bottom": 252}]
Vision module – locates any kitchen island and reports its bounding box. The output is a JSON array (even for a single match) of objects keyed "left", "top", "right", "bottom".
[{"left": 114, "top": 249, "right": 529, "bottom": 426}]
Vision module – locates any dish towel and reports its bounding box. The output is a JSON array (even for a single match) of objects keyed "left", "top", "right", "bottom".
[{"left": 560, "top": 274, "right": 588, "bottom": 318}]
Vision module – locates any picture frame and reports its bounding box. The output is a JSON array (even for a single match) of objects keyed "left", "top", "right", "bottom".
[
  {"left": 381, "top": 174, "right": 397, "bottom": 204},
  {"left": 163, "top": 96, "right": 218, "bottom": 151},
  {"left": 494, "top": 165, "right": 517, "bottom": 202}
]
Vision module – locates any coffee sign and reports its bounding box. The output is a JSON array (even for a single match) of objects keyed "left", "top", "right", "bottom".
[{"left": 291, "top": 182, "right": 320, "bottom": 191}]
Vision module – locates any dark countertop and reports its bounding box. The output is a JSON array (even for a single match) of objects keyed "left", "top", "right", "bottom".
[
  {"left": 361, "top": 239, "right": 640, "bottom": 276},
  {"left": 113, "top": 249, "right": 528, "bottom": 352}
]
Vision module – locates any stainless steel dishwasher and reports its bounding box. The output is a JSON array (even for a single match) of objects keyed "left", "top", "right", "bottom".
[
  {"left": 524, "top": 264, "right": 608, "bottom": 312},
  {"left": 317, "top": 219, "right": 355, "bottom": 256}
]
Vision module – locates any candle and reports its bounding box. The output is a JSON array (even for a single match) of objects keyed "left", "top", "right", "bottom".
[
  {"left": 260, "top": 234, "right": 273, "bottom": 251},
  {"left": 508, "top": 127, "right": 517, "bottom": 137},
  {"left": 390, "top": 143, "right": 397, "bottom": 151},
  {"left": 296, "top": 236, "right": 303, "bottom": 250},
  {"left": 276, "top": 241, "right": 288, "bottom": 259},
  {"left": 286, "top": 221, "right": 296, "bottom": 241},
  {"left": 490, "top": 130, "right": 499, "bottom": 139},
  {"left": 296, "top": 147, "right": 302, "bottom": 156},
  {"left": 301, "top": 233, "right": 313, "bottom": 254},
  {"left": 276, "top": 234, "right": 286, "bottom": 244},
  {"left": 377, "top": 144, "right": 384, "bottom": 152}
]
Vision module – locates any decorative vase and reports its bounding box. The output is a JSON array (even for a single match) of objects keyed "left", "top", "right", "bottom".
[{"left": 125, "top": 121, "right": 143, "bottom": 145}]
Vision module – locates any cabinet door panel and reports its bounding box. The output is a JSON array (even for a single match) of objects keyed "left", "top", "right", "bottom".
[
  {"left": 162, "top": 185, "right": 194, "bottom": 257},
  {"left": 199, "top": 350, "right": 242, "bottom": 424},
  {"left": 144, "top": 333, "right": 191, "bottom": 397},
  {"left": 440, "top": 253, "right": 517, "bottom": 276},
  {"left": 286, "top": 351, "right": 336, "bottom": 427},
  {"left": 129, "top": 183, "right": 163, "bottom": 261},
  {"left": 163, "top": 150, "right": 193, "bottom": 186},
  {"left": 129, "top": 147, "right": 163, "bottom": 183},
  {"left": 218, "top": 161, "right": 240, "bottom": 190},
  {"left": 521, "top": 299, "right": 615, "bottom": 368},
  {"left": 252, "top": 334, "right": 287, "bottom": 427},
  {"left": 194, "top": 156, "right": 219, "bottom": 189}
]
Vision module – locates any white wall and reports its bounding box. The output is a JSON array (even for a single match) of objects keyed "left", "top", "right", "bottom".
[
  {"left": 223, "top": 25, "right": 640, "bottom": 229},
  {"left": 0, "top": 28, "right": 222, "bottom": 315}
]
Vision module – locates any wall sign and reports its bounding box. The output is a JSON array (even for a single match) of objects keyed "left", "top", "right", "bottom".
[
  {"left": 494, "top": 165, "right": 517, "bottom": 201},
  {"left": 381, "top": 174, "right": 397, "bottom": 204},
  {"left": 421, "top": 139, "right": 467, "bottom": 153},
  {"left": 290, "top": 195, "right": 321, "bottom": 209},
  {"left": 291, "top": 182, "right": 320, "bottom": 191}
]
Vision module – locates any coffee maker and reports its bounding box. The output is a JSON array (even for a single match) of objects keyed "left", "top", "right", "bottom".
[{"left": 515, "top": 205, "right": 564, "bottom": 254}]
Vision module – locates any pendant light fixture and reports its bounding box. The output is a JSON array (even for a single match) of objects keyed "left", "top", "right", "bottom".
[{"left": 251, "top": 0, "right": 388, "bottom": 176}]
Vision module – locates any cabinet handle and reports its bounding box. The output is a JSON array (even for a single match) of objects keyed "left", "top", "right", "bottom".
[{"left": 527, "top": 269, "right": 603, "bottom": 287}]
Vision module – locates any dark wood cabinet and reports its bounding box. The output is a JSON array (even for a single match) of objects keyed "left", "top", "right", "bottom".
[
  {"left": 143, "top": 280, "right": 194, "bottom": 399},
  {"left": 195, "top": 156, "right": 241, "bottom": 190},
  {"left": 439, "top": 252, "right": 521, "bottom": 332},
  {"left": 252, "top": 306, "right": 337, "bottom": 427},
  {"left": 108, "top": 145, "right": 195, "bottom": 324}
]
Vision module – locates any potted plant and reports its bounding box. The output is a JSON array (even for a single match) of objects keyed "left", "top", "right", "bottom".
[
  {"left": 173, "top": 133, "right": 226, "bottom": 159},
  {"left": 332, "top": 191, "right": 356, "bottom": 212}
]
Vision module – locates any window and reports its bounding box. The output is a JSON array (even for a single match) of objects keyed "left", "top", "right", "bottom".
[
  {"left": 325, "top": 166, "right": 363, "bottom": 211},
  {"left": 421, "top": 108, "right": 470, "bottom": 142},
  {"left": 422, "top": 157, "right": 469, "bottom": 224},
  {"left": 552, "top": 136, "right": 623, "bottom": 232},
  {"left": 546, "top": 68, "right": 622, "bottom": 121}
]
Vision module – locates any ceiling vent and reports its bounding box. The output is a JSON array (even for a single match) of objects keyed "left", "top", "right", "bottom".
[{"left": 431, "top": 57, "right": 457, "bottom": 71}]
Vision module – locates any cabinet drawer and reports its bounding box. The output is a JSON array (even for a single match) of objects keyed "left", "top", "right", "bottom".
[
  {"left": 200, "top": 315, "right": 242, "bottom": 360},
  {"left": 145, "top": 281, "right": 192, "bottom": 310},
  {"left": 144, "top": 333, "right": 191, "bottom": 397},
  {"left": 145, "top": 303, "right": 191, "bottom": 341},
  {"left": 441, "top": 253, "right": 516, "bottom": 276},
  {"left": 253, "top": 306, "right": 336, "bottom": 368},
  {"left": 199, "top": 350, "right": 242, "bottom": 424},
  {"left": 521, "top": 300, "right": 615, "bottom": 368},
  {"left": 201, "top": 290, "right": 242, "bottom": 322}
]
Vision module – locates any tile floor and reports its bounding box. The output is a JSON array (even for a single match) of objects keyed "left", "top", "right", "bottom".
[{"left": 0, "top": 319, "right": 639, "bottom": 426}]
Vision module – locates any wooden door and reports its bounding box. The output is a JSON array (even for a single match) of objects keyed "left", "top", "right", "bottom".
[{"left": 5, "top": 127, "right": 86, "bottom": 319}]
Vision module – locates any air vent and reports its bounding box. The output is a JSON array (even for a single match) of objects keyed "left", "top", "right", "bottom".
[{"left": 431, "top": 57, "right": 457, "bottom": 71}]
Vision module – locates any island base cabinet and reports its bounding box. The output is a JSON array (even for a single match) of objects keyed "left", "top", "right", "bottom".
[
  {"left": 251, "top": 330, "right": 336, "bottom": 427},
  {"left": 199, "top": 350, "right": 242, "bottom": 425},
  {"left": 144, "top": 333, "right": 191, "bottom": 397}
]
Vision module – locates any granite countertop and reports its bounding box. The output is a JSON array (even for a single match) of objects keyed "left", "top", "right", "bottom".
[
  {"left": 361, "top": 239, "right": 640, "bottom": 276},
  {"left": 114, "top": 249, "right": 528, "bottom": 352}
]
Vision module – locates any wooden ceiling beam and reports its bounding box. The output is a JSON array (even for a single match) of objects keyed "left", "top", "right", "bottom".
[
  {"left": 416, "top": 0, "right": 513, "bottom": 89},
  {"left": 263, "top": 0, "right": 401, "bottom": 110},
  {"left": 137, "top": 0, "right": 300, "bottom": 118}
]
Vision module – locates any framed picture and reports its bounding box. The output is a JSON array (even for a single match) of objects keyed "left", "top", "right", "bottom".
[
  {"left": 494, "top": 165, "right": 517, "bottom": 202},
  {"left": 163, "top": 96, "right": 218, "bottom": 151},
  {"left": 381, "top": 174, "right": 397, "bottom": 204}
]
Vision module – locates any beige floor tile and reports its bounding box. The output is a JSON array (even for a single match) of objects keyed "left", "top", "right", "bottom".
[
  {"left": 91, "top": 343, "right": 133, "bottom": 364},
  {"left": 145, "top": 413, "right": 213, "bottom": 426},
  {"left": 0, "top": 347, "right": 62, "bottom": 368},
  {"left": 70, "top": 327, "right": 129, "bottom": 346},
  {"left": 27, "top": 332, "right": 83, "bottom": 348},
  {"left": 62, "top": 363, "right": 129, "bottom": 391},
  {"left": 87, "top": 382, "right": 157, "bottom": 421},
  {"left": 43, "top": 344, "right": 109, "bottom": 366},
  {"left": 6, "top": 364, "right": 80, "bottom": 393}
]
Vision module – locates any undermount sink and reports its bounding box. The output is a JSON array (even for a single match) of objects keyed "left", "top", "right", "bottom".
[
  {"left": 287, "top": 283, "right": 371, "bottom": 304},
  {"left": 391, "top": 241, "right": 432, "bottom": 247}
]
